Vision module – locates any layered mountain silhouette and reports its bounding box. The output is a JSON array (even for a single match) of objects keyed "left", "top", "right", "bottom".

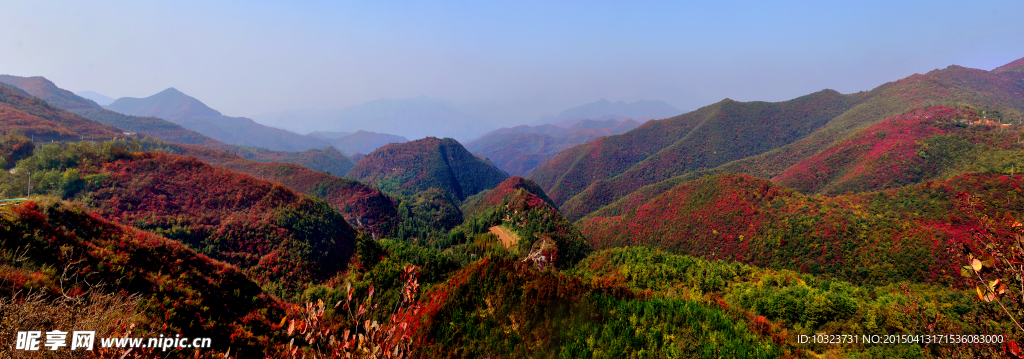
[
  {"left": 254, "top": 96, "right": 493, "bottom": 141},
  {"left": 0, "top": 75, "right": 357, "bottom": 176},
  {"left": 466, "top": 118, "right": 641, "bottom": 176},
  {"left": 106, "top": 88, "right": 335, "bottom": 152},
  {"left": 309, "top": 129, "right": 408, "bottom": 155},
  {"left": 75, "top": 90, "right": 116, "bottom": 106},
  {"left": 0, "top": 78, "right": 396, "bottom": 237},
  {"left": 535, "top": 98, "right": 680, "bottom": 126}
]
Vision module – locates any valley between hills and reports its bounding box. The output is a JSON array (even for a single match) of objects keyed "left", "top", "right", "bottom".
[{"left": 1, "top": 57, "right": 1024, "bottom": 358}]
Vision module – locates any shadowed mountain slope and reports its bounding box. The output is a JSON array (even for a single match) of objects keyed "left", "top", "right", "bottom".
[{"left": 347, "top": 137, "right": 508, "bottom": 201}]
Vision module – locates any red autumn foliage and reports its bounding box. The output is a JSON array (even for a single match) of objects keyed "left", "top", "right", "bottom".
[
  {"left": 580, "top": 172, "right": 1024, "bottom": 285},
  {"left": 0, "top": 199, "right": 289, "bottom": 356}
]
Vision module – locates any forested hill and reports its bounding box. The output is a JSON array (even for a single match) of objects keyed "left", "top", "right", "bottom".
[
  {"left": 534, "top": 57, "right": 1024, "bottom": 221},
  {"left": 532, "top": 89, "right": 861, "bottom": 219},
  {"left": 578, "top": 172, "right": 1024, "bottom": 285},
  {"left": 1, "top": 199, "right": 289, "bottom": 356},
  {"left": 775, "top": 105, "right": 1024, "bottom": 195},
  {"left": 0, "top": 83, "right": 125, "bottom": 142},
  {"left": 0, "top": 75, "right": 102, "bottom": 110},
  {"left": 6, "top": 141, "right": 359, "bottom": 299},
  {"left": 347, "top": 137, "right": 508, "bottom": 201}
]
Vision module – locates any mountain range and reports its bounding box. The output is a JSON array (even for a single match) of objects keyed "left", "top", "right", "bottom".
[
  {"left": 253, "top": 96, "right": 493, "bottom": 141},
  {"left": 106, "top": 88, "right": 338, "bottom": 152},
  {"left": 532, "top": 62, "right": 1024, "bottom": 221},
  {"left": 2, "top": 56, "right": 1024, "bottom": 358},
  {"left": 75, "top": 90, "right": 116, "bottom": 106},
  {"left": 0, "top": 75, "right": 358, "bottom": 175},
  {"left": 466, "top": 118, "right": 642, "bottom": 176},
  {"left": 308, "top": 130, "right": 409, "bottom": 156},
  {"left": 534, "top": 98, "right": 680, "bottom": 125}
]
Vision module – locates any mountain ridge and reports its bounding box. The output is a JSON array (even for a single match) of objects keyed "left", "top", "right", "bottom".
[{"left": 534, "top": 58, "right": 1024, "bottom": 221}]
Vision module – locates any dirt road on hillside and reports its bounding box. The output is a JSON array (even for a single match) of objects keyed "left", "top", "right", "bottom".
[{"left": 489, "top": 226, "right": 520, "bottom": 248}]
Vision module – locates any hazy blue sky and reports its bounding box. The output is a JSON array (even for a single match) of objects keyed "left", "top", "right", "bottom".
[{"left": 2, "top": 0, "right": 1023, "bottom": 121}]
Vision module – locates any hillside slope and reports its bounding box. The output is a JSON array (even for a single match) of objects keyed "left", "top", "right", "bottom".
[
  {"left": 775, "top": 105, "right": 1024, "bottom": 195},
  {"left": 0, "top": 199, "right": 287, "bottom": 355},
  {"left": 0, "top": 83, "right": 125, "bottom": 142},
  {"left": 534, "top": 89, "right": 862, "bottom": 219},
  {"left": 703, "top": 63, "right": 1024, "bottom": 182},
  {"left": 166, "top": 143, "right": 397, "bottom": 238},
  {"left": 578, "top": 172, "right": 1024, "bottom": 285},
  {"left": 13, "top": 143, "right": 358, "bottom": 298},
  {"left": 0, "top": 75, "right": 102, "bottom": 110},
  {"left": 536, "top": 58, "right": 1024, "bottom": 220}
]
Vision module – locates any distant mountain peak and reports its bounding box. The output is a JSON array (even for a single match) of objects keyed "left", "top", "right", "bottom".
[
  {"left": 542, "top": 98, "right": 681, "bottom": 125},
  {"left": 107, "top": 87, "right": 222, "bottom": 119},
  {"left": 76, "top": 90, "right": 116, "bottom": 106},
  {"left": 252, "top": 96, "right": 489, "bottom": 140}
]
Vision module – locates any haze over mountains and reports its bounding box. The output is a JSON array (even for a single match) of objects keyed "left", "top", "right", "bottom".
[
  {"left": 535, "top": 98, "right": 681, "bottom": 126},
  {"left": 466, "top": 118, "right": 642, "bottom": 176},
  {"left": 3, "top": 55, "right": 1024, "bottom": 358},
  {"left": 8, "top": 75, "right": 687, "bottom": 163},
  {"left": 104, "top": 88, "right": 338, "bottom": 152},
  {"left": 253, "top": 96, "right": 492, "bottom": 141},
  {"left": 76, "top": 90, "right": 116, "bottom": 106},
  {"left": 251, "top": 97, "right": 682, "bottom": 142},
  {"left": 308, "top": 130, "right": 409, "bottom": 156}
]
